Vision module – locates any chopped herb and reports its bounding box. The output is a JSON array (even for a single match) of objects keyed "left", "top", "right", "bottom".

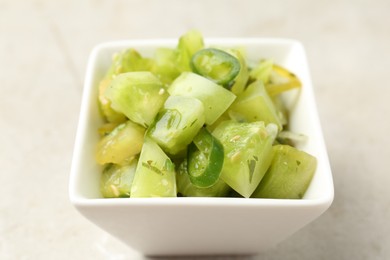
[
  {"left": 142, "top": 162, "right": 165, "bottom": 175},
  {"left": 247, "top": 159, "right": 257, "bottom": 183}
]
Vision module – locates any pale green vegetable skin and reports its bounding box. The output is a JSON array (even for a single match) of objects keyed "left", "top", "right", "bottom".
[
  {"left": 105, "top": 72, "right": 169, "bottom": 127},
  {"left": 100, "top": 159, "right": 138, "bottom": 198},
  {"left": 252, "top": 145, "right": 317, "bottom": 199},
  {"left": 168, "top": 72, "right": 236, "bottom": 125},
  {"left": 148, "top": 95, "right": 205, "bottom": 155},
  {"left": 213, "top": 121, "right": 278, "bottom": 198},
  {"left": 131, "top": 139, "right": 177, "bottom": 197}
]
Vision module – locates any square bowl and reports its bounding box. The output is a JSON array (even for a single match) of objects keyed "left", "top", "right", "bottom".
[{"left": 69, "top": 38, "right": 334, "bottom": 256}]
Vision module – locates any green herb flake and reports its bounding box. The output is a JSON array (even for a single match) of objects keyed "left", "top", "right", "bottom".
[{"left": 247, "top": 159, "right": 257, "bottom": 183}]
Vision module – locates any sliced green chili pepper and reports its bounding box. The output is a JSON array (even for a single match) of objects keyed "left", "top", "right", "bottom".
[
  {"left": 190, "top": 48, "right": 241, "bottom": 87},
  {"left": 187, "top": 128, "right": 224, "bottom": 188}
]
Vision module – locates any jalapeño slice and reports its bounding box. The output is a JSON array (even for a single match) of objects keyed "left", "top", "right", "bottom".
[
  {"left": 187, "top": 128, "right": 224, "bottom": 188},
  {"left": 191, "top": 48, "right": 241, "bottom": 87}
]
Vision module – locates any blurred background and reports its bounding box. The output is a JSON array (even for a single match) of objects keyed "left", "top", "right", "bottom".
[{"left": 1, "top": 0, "right": 389, "bottom": 259}]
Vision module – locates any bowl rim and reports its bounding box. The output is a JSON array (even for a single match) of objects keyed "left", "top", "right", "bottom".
[{"left": 69, "top": 37, "right": 334, "bottom": 209}]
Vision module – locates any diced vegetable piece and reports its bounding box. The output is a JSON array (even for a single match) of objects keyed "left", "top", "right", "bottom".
[
  {"left": 187, "top": 128, "right": 224, "bottom": 188},
  {"left": 249, "top": 59, "right": 274, "bottom": 84},
  {"left": 98, "top": 78, "right": 127, "bottom": 123},
  {"left": 105, "top": 72, "right": 168, "bottom": 127},
  {"left": 176, "top": 159, "right": 231, "bottom": 197},
  {"left": 227, "top": 49, "right": 249, "bottom": 95},
  {"left": 213, "top": 121, "right": 278, "bottom": 198},
  {"left": 168, "top": 72, "right": 236, "bottom": 125},
  {"left": 228, "top": 80, "right": 282, "bottom": 130},
  {"left": 148, "top": 96, "right": 205, "bottom": 155},
  {"left": 96, "top": 120, "right": 145, "bottom": 165},
  {"left": 100, "top": 159, "right": 138, "bottom": 198},
  {"left": 266, "top": 64, "right": 302, "bottom": 96},
  {"left": 176, "top": 30, "right": 204, "bottom": 72},
  {"left": 98, "top": 49, "right": 154, "bottom": 123},
  {"left": 191, "top": 48, "right": 240, "bottom": 87},
  {"left": 98, "top": 122, "right": 121, "bottom": 137},
  {"left": 152, "top": 47, "right": 181, "bottom": 85},
  {"left": 252, "top": 145, "right": 316, "bottom": 199},
  {"left": 131, "top": 139, "right": 176, "bottom": 197},
  {"left": 109, "top": 49, "right": 154, "bottom": 76}
]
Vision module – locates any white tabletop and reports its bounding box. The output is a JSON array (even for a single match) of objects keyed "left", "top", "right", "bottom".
[{"left": 1, "top": 0, "right": 389, "bottom": 259}]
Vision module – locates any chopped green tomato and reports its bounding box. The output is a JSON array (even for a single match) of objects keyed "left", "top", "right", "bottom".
[
  {"left": 168, "top": 72, "right": 236, "bottom": 125},
  {"left": 176, "top": 30, "right": 204, "bottom": 72},
  {"left": 176, "top": 160, "right": 231, "bottom": 197},
  {"left": 148, "top": 96, "right": 205, "bottom": 155},
  {"left": 100, "top": 159, "right": 138, "bottom": 198},
  {"left": 266, "top": 64, "right": 302, "bottom": 96},
  {"left": 107, "top": 48, "right": 154, "bottom": 77},
  {"left": 96, "top": 120, "right": 145, "bottom": 165},
  {"left": 191, "top": 48, "right": 240, "bottom": 87},
  {"left": 98, "top": 78, "right": 127, "bottom": 123},
  {"left": 131, "top": 139, "right": 176, "bottom": 197},
  {"left": 227, "top": 49, "right": 249, "bottom": 95},
  {"left": 252, "top": 145, "right": 316, "bottom": 199},
  {"left": 152, "top": 48, "right": 181, "bottom": 85},
  {"left": 98, "top": 122, "right": 122, "bottom": 137},
  {"left": 105, "top": 72, "right": 168, "bottom": 127},
  {"left": 213, "top": 121, "right": 278, "bottom": 198},
  {"left": 228, "top": 80, "right": 282, "bottom": 130},
  {"left": 249, "top": 59, "right": 274, "bottom": 84},
  {"left": 98, "top": 49, "right": 153, "bottom": 123},
  {"left": 187, "top": 128, "right": 224, "bottom": 188}
]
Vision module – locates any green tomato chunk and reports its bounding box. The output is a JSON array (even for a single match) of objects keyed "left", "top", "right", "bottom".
[
  {"left": 96, "top": 120, "right": 145, "bottom": 165},
  {"left": 131, "top": 139, "right": 177, "bottom": 197},
  {"left": 252, "top": 145, "right": 316, "bottom": 199},
  {"left": 105, "top": 72, "right": 168, "bottom": 127},
  {"left": 100, "top": 160, "right": 138, "bottom": 198},
  {"left": 213, "top": 121, "right": 277, "bottom": 198},
  {"left": 152, "top": 47, "right": 181, "bottom": 85},
  {"left": 98, "top": 49, "right": 154, "bottom": 123},
  {"left": 228, "top": 80, "right": 282, "bottom": 130},
  {"left": 176, "top": 29, "right": 204, "bottom": 72},
  {"left": 168, "top": 72, "right": 236, "bottom": 125}
]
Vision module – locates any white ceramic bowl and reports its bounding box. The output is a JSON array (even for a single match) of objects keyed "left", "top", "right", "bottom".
[{"left": 69, "top": 38, "right": 334, "bottom": 256}]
